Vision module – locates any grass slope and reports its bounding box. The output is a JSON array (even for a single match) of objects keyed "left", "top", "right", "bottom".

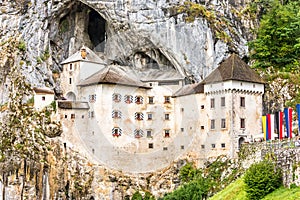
[{"left": 209, "top": 178, "right": 300, "bottom": 200}]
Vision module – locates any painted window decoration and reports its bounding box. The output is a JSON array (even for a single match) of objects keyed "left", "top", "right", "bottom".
[
  {"left": 164, "top": 96, "right": 171, "bottom": 104},
  {"left": 135, "top": 112, "right": 144, "bottom": 120},
  {"left": 134, "top": 129, "right": 144, "bottom": 138},
  {"left": 112, "top": 110, "right": 122, "bottom": 119},
  {"left": 164, "top": 129, "right": 170, "bottom": 137},
  {"left": 112, "top": 127, "right": 122, "bottom": 137},
  {"left": 112, "top": 93, "right": 121, "bottom": 102},
  {"left": 135, "top": 96, "right": 143, "bottom": 104},
  {"left": 89, "top": 94, "right": 96, "bottom": 103},
  {"left": 124, "top": 95, "right": 133, "bottom": 104}
]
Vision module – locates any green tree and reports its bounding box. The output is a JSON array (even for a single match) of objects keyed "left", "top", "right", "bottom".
[
  {"left": 249, "top": 0, "right": 300, "bottom": 71},
  {"left": 244, "top": 160, "right": 282, "bottom": 200},
  {"left": 131, "top": 191, "right": 143, "bottom": 200}
]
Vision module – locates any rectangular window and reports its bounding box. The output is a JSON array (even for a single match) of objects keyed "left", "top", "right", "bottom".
[
  {"left": 181, "top": 145, "right": 184, "bottom": 150},
  {"left": 90, "top": 111, "right": 94, "bottom": 118},
  {"left": 201, "top": 105, "right": 205, "bottom": 109},
  {"left": 221, "top": 97, "right": 225, "bottom": 107},
  {"left": 164, "top": 96, "right": 171, "bottom": 103},
  {"left": 240, "top": 97, "right": 245, "bottom": 107},
  {"left": 241, "top": 118, "right": 245, "bottom": 129},
  {"left": 69, "top": 78, "right": 72, "bottom": 84},
  {"left": 147, "top": 130, "right": 152, "bottom": 138},
  {"left": 148, "top": 143, "right": 153, "bottom": 149},
  {"left": 71, "top": 114, "right": 75, "bottom": 119},
  {"left": 164, "top": 130, "right": 170, "bottom": 137},
  {"left": 210, "top": 98, "right": 215, "bottom": 109},
  {"left": 210, "top": 119, "right": 215, "bottom": 130},
  {"left": 69, "top": 64, "right": 73, "bottom": 71},
  {"left": 201, "top": 126, "right": 204, "bottom": 130},
  {"left": 64, "top": 115, "right": 67, "bottom": 119},
  {"left": 165, "top": 113, "right": 170, "bottom": 120},
  {"left": 148, "top": 96, "right": 154, "bottom": 104},
  {"left": 181, "top": 108, "right": 184, "bottom": 112},
  {"left": 181, "top": 128, "right": 184, "bottom": 132},
  {"left": 221, "top": 118, "right": 226, "bottom": 129},
  {"left": 211, "top": 144, "right": 216, "bottom": 148},
  {"left": 221, "top": 143, "right": 226, "bottom": 148},
  {"left": 42, "top": 96, "right": 45, "bottom": 101},
  {"left": 201, "top": 145, "right": 205, "bottom": 149},
  {"left": 163, "top": 147, "right": 168, "bottom": 151},
  {"left": 147, "top": 113, "right": 153, "bottom": 120}
]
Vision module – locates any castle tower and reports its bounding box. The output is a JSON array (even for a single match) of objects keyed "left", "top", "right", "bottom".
[{"left": 60, "top": 46, "right": 106, "bottom": 101}]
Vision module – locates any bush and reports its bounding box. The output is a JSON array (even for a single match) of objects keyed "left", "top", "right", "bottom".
[
  {"left": 131, "top": 191, "right": 143, "bottom": 200},
  {"left": 244, "top": 160, "right": 282, "bottom": 200}
]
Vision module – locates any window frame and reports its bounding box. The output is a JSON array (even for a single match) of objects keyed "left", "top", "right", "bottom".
[
  {"left": 165, "top": 113, "right": 170, "bottom": 120},
  {"left": 210, "top": 98, "right": 215, "bottom": 109},
  {"left": 240, "top": 97, "right": 245, "bottom": 107},
  {"left": 164, "top": 96, "right": 171, "bottom": 104},
  {"left": 164, "top": 129, "right": 170, "bottom": 138},
  {"left": 147, "top": 113, "right": 153, "bottom": 120},
  {"left": 148, "top": 96, "right": 154, "bottom": 104},
  {"left": 240, "top": 118, "right": 246, "bottom": 129},
  {"left": 221, "top": 97, "right": 225, "bottom": 107},
  {"left": 135, "top": 96, "right": 143, "bottom": 104},
  {"left": 221, "top": 118, "right": 226, "bottom": 129},
  {"left": 210, "top": 119, "right": 215, "bottom": 130},
  {"left": 112, "top": 93, "right": 121, "bottom": 102},
  {"left": 135, "top": 112, "right": 144, "bottom": 120}
]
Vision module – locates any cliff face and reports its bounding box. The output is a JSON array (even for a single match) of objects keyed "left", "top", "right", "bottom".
[{"left": 0, "top": 0, "right": 256, "bottom": 96}]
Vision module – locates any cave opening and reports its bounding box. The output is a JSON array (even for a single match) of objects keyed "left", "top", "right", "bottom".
[
  {"left": 134, "top": 52, "right": 160, "bottom": 69},
  {"left": 88, "top": 10, "right": 106, "bottom": 52}
]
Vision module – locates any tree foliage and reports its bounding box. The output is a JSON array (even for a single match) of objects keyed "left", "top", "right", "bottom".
[
  {"left": 244, "top": 160, "right": 282, "bottom": 200},
  {"left": 249, "top": 0, "right": 300, "bottom": 71}
]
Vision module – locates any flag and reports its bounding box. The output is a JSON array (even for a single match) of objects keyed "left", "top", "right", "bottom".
[
  {"left": 296, "top": 104, "right": 300, "bottom": 135},
  {"left": 275, "top": 111, "right": 284, "bottom": 140},
  {"left": 266, "top": 114, "right": 274, "bottom": 140},
  {"left": 284, "top": 107, "right": 293, "bottom": 138},
  {"left": 262, "top": 116, "right": 266, "bottom": 140}
]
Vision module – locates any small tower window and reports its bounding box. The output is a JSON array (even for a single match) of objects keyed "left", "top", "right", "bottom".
[
  {"left": 221, "top": 118, "right": 226, "bottom": 129},
  {"left": 165, "top": 113, "right": 170, "bottom": 120},
  {"left": 69, "top": 78, "right": 72, "bottom": 84},
  {"left": 241, "top": 118, "right": 246, "bottom": 129},
  {"left": 210, "top": 119, "right": 215, "bottom": 130},
  {"left": 221, "top": 97, "right": 225, "bottom": 107},
  {"left": 69, "top": 64, "right": 73, "bottom": 71},
  {"left": 210, "top": 98, "right": 215, "bottom": 109},
  {"left": 240, "top": 97, "right": 245, "bottom": 107}
]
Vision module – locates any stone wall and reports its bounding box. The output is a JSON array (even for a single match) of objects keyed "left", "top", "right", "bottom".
[{"left": 240, "top": 139, "right": 300, "bottom": 187}]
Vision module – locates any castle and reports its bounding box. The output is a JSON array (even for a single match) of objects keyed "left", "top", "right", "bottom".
[{"left": 35, "top": 46, "right": 264, "bottom": 172}]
